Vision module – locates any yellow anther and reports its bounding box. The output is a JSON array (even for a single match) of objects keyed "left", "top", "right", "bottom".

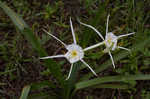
[
  {"left": 107, "top": 39, "right": 112, "bottom": 44},
  {"left": 71, "top": 50, "right": 77, "bottom": 58}
]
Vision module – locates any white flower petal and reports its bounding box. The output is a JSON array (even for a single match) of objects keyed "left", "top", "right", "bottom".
[
  {"left": 83, "top": 41, "right": 104, "bottom": 51},
  {"left": 106, "top": 14, "right": 110, "bottom": 35},
  {"left": 105, "top": 32, "right": 118, "bottom": 42},
  {"left": 79, "top": 21, "right": 104, "bottom": 40},
  {"left": 66, "top": 63, "right": 73, "bottom": 80},
  {"left": 70, "top": 17, "right": 77, "bottom": 44},
  {"left": 105, "top": 32, "right": 118, "bottom": 49},
  {"left": 118, "top": 32, "right": 135, "bottom": 38},
  {"left": 80, "top": 59, "right": 97, "bottom": 76},
  {"left": 108, "top": 51, "right": 116, "bottom": 68},
  {"left": 112, "top": 40, "right": 118, "bottom": 51},
  {"left": 43, "top": 29, "right": 67, "bottom": 47},
  {"left": 39, "top": 55, "right": 65, "bottom": 59},
  {"left": 118, "top": 46, "right": 131, "bottom": 52}
]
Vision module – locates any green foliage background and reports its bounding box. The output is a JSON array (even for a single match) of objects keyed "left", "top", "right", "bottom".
[{"left": 0, "top": 0, "right": 150, "bottom": 99}]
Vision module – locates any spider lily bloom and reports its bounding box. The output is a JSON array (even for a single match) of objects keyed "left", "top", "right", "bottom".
[
  {"left": 40, "top": 18, "right": 99, "bottom": 80},
  {"left": 79, "top": 15, "right": 135, "bottom": 68}
]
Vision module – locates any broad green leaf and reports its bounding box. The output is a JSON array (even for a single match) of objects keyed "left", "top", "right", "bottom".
[
  {"left": 76, "top": 74, "right": 150, "bottom": 90},
  {"left": 0, "top": 1, "right": 64, "bottom": 86},
  {"left": 20, "top": 85, "right": 31, "bottom": 99}
]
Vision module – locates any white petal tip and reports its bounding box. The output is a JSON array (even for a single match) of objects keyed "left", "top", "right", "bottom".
[
  {"left": 39, "top": 57, "right": 44, "bottom": 59},
  {"left": 130, "top": 32, "right": 136, "bottom": 35},
  {"left": 128, "top": 49, "right": 131, "bottom": 52},
  {"left": 65, "top": 78, "right": 69, "bottom": 80},
  {"left": 39, "top": 57, "right": 47, "bottom": 60},
  {"left": 42, "top": 29, "right": 48, "bottom": 33},
  {"left": 112, "top": 63, "right": 116, "bottom": 68},
  {"left": 42, "top": 28, "right": 46, "bottom": 31},
  {"left": 70, "top": 17, "right": 72, "bottom": 22},
  {"left": 95, "top": 74, "right": 98, "bottom": 77}
]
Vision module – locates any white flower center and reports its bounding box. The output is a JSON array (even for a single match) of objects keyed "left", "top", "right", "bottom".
[
  {"left": 65, "top": 44, "right": 84, "bottom": 63},
  {"left": 104, "top": 32, "right": 118, "bottom": 50}
]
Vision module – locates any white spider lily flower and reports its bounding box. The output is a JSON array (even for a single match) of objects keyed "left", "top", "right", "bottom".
[
  {"left": 40, "top": 18, "right": 99, "bottom": 80},
  {"left": 65, "top": 44, "right": 84, "bottom": 63},
  {"left": 79, "top": 15, "right": 135, "bottom": 68}
]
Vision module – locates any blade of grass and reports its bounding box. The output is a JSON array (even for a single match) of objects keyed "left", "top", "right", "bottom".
[
  {"left": 0, "top": 69, "right": 16, "bottom": 75},
  {"left": 80, "top": 36, "right": 150, "bottom": 81},
  {"left": 31, "top": 80, "right": 56, "bottom": 90},
  {"left": 76, "top": 74, "right": 150, "bottom": 90},
  {"left": 0, "top": 1, "right": 28, "bottom": 30},
  {"left": 0, "top": 1, "right": 64, "bottom": 86},
  {"left": 20, "top": 85, "right": 31, "bottom": 99}
]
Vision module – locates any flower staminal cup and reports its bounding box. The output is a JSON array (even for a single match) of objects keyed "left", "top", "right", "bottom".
[
  {"left": 79, "top": 15, "right": 135, "bottom": 68},
  {"left": 40, "top": 18, "right": 99, "bottom": 80}
]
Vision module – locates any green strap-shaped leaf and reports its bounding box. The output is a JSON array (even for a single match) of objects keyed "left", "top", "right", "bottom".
[
  {"left": 0, "top": 1, "right": 64, "bottom": 86},
  {"left": 20, "top": 85, "right": 31, "bottom": 99},
  {"left": 76, "top": 74, "right": 150, "bottom": 90}
]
